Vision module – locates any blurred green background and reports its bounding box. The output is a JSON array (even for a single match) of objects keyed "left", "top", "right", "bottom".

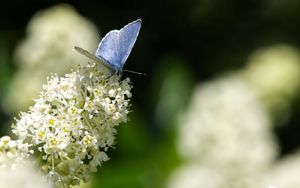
[{"left": 1, "top": 0, "right": 300, "bottom": 188}]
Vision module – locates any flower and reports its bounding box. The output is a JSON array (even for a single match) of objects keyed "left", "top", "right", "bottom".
[
  {"left": 0, "top": 161, "right": 54, "bottom": 188},
  {"left": 12, "top": 62, "right": 132, "bottom": 187},
  {"left": 242, "top": 45, "right": 300, "bottom": 124},
  {"left": 166, "top": 163, "right": 225, "bottom": 188},
  {"left": 168, "top": 76, "right": 277, "bottom": 188},
  {"left": 0, "top": 137, "right": 52, "bottom": 187},
  {"left": 0, "top": 136, "right": 33, "bottom": 167},
  {"left": 167, "top": 45, "right": 300, "bottom": 188},
  {"left": 177, "top": 76, "right": 277, "bottom": 168},
  {"left": 264, "top": 151, "right": 300, "bottom": 188}
]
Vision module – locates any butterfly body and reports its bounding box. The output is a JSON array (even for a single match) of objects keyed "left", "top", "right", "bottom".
[{"left": 75, "top": 19, "right": 142, "bottom": 74}]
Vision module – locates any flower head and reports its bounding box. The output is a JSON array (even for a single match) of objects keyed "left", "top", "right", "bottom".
[
  {"left": 0, "top": 136, "right": 32, "bottom": 167},
  {"left": 12, "top": 63, "right": 132, "bottom": 187},
  {"left": 0, "top": 161, "right": 53, "bottom": 188}
]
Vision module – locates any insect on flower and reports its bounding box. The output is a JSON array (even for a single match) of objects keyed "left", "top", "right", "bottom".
[{"left": 75, "top": 19, "right": 143, "bottom": 76}]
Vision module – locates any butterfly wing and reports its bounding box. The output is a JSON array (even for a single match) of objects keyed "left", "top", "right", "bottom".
[
  {"left": 95, "top": 30, "right": 121, "bottom": 70},
  {"left": 117, "top": 19, "right": 142, "bottom": 68},
  {"left": 96, "top": 19, "right": 142, "bottom": 71},
  {"left": 74, "top": 46, "right": 112, "bottom": 70}
]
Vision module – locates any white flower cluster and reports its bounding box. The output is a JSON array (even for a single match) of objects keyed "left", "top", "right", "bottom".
[
  {"left": 12, "top": 63, "right": 132, "bottom": 187},
  {"left": 167, "top": 76, "right": 277, "bottom": 188},
  {"left": 177, "top": 77, "right": 276, "bottom": 168},
  {"left": 167, "top": 45, "right": 300, "bottom": 188},
  {"left": 0, "top": 161, "right": 54, "bottom": 188},
  {"left": 243, "top": 45, "right": 300, "bottom": 124},
  {"left": 264, "top": 151, "right": 300, "bottom": 188},
  {"left": 0, "top": 136, "right": 32, "bottom": 167}
]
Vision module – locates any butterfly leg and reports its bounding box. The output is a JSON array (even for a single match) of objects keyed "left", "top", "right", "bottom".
[{"left": 103, "top": 70, "right": 120, "bottom": 80}]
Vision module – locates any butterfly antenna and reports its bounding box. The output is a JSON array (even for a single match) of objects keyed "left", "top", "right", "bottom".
[{"left": 123, "top": 69, "right": 146, "bottom": 76}]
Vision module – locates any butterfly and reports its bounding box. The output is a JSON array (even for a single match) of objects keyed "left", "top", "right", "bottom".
[{"left": 74, "top": 19, "right": 142, "bottom": 75}]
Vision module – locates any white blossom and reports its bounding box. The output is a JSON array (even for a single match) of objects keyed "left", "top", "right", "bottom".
[
  {"left": 168, "top": 76, "right": 277, "bottom": 188},
  {"left": 0, "top": 161, "right": 53, "bottom": 188},
  {"left": 264, "top": 151, "right": 300, "bottom": 188},
  {"left": 177, "top": 76, "right": 277, "bottom": 169},
  {"left": 0, "top": 136, "right": 32, "bottom": 167},
  {"left": 12, "top": 62, "right": 132, "bottom": 187}
]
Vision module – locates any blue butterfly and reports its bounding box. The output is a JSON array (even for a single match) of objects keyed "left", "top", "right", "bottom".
[{"left": 75, "top": 19, "right": 142, "bottom": 75}]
